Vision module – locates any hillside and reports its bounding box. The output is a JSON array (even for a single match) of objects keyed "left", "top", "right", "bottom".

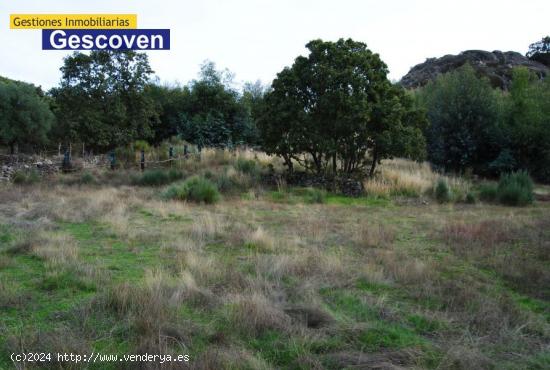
[{"left": 400, "top": 50, "right": 549, "bottom": 89}]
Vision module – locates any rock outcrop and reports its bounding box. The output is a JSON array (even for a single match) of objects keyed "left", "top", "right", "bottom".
[{"left": 400, "top": 50, "right": 549, "bottom": 90}]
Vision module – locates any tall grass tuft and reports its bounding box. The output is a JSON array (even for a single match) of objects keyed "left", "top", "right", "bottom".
[
  {"left": 497, "top": 171, "right": 534, "bottom": 206},
  {"left": 478, "top": 183, "right": 498, "bottom": 202},
  {"left": 363, "top": 158, "right": 468, "bottom": 199},
  {"left": 435, "top": 178, "right": 451, "bottom": 203},
  {"left": 12, "top": 169, "right": 40, "bottom": 185}
]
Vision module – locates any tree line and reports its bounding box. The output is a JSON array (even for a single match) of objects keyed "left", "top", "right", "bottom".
[{"left": 1, "top": 37, "right": 549, "bottom": 182}]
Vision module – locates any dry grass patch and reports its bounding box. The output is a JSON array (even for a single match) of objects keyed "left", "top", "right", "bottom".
[
  {"left": 189, "top": 213, "right": 227, "bottom": 245},
  {"left": 245, "top": 226, "right": 276, "bottom": 252},
  {"left": 364, "top": 158, "right": 469, "bottom": 198},
  {"left": 31, "top": 233, "right": 78, "bottom": 266},
  {"left": 367, "top": 249, "right": 437, "bottom": 285},
  {"left": 227, "top": 292, "right": 291, "bottom": 336},
  {"left": 353, "top": 223, "right": 395, "bottom": 249},
  {"left": 443, "top": 219, "right": 513, "bottom": 254}
]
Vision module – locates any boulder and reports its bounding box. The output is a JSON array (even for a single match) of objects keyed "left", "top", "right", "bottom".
[{"left": 400, "top": 50, "right": 549, "bottom": 90}]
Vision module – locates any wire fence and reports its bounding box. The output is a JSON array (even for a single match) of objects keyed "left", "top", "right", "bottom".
[{"left": 0, "top": 147, "right": 210, "bottom": 174}]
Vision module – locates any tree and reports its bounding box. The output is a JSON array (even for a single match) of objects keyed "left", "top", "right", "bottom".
[
  {"left": 50, "top": 51, "right": 155, "bottom": 151},
  {"left": 526, "top": 36, "right": 550, "bottom": 67},
  {"left": 258, "top": 38, "right": 427, "bottom": 176},
  {"left": 0, "top": 79, "right": 54, "bottom": 153},
  {"left": 239, "top": 80, "right": 266, "bottom": 145},
  {"left": 177, "top": 61, "right": 256, "bottom": 147},
  {"left": 144, "top": 82, "right": 190, "bottom": 144},
  {"left": 418, "top": 64, "right": 503, "bottom": 174},
  {"left": 506, "top": 67, "right": 550, "bottom": 182}
]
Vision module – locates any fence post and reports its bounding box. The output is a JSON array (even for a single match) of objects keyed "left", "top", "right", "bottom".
[
  {"left": 140, "top": 149, "right": 145, "bottom": 172},
  {"left": 169, "top": 146, "right": 174, "bottom": 167},
  {"left": 62, "top": 149, "right": 71, "bottom": 171},
  {"left": 109, "top": 151, "right": 116, "bottom": 170}
]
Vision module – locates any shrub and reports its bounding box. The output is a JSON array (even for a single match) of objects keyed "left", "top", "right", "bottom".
[
  {"left": 114, "top": 145, "right": 136, "bottom": 166},
  {"left": 12, "top": 171, "right": 27, "bottom": 184},
  {"left": 80, "top": 172, "right": 96, "bottom": 185},
  {"left": 132, "top": 140, "right": 151, "bottom": 152},
  {"left": 133, "top": 169, "right": 183, "bottom": 186},
  {"left": 163, "top": 176, "right": 220, "bottom": 204},
  {"left": 465, "top": 192, "right": 477, "bottom": 204},
  {"left": 236, "top": 158, "right": 259, "bottom": 177},
  {"left": 214, "top": 171, "right": 252, "bottom": 194},
  {"left": 435, "top": 179, "right": 451, "bottom": 203},
  {"left": 478, "top": 183, "right": 498, "bottom": 202},
  {"left": 206, "top": 167, "right": 258, "bottom": 194},
  {"left": 497, "top": 171, "right": 534, "bottom": 206},
  {"left": 12, "top": 169, "right": 40, "bottom": 185},
  {"left": 214, "top": 172, "right": 236, "bottom": 193},
  {"left": 302, "top": 188, "right": 327, "bottom": 204}
]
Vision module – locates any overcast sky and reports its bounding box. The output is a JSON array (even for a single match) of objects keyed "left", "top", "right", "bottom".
[{"left": 1, "top": 0, "right": 549, "bottom": 90}]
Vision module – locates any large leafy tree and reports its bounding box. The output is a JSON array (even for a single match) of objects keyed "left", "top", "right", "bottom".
[
  {"left": 258, "top": 38, "right": 427, "bottom": 176},
  {"left": 526, "top": 36, "right": 550, "bottom": 67},
  {"left": 50, "top": 51, "right": 155, "bottom": 151},
  {"left": 418, "top": 64, "right": 503, "bottom": 174},
  {"left": 0, "top": 78, "right": 54, "bottom": 153}
]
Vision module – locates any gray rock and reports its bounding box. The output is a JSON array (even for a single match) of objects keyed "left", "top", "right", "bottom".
[{"left": 400, "top": 50, "right": 549, "bottom": 90}]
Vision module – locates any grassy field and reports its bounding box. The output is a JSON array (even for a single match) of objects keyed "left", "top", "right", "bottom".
[{"left": 0, "top": 153, "right": 548, "bottom": 369}]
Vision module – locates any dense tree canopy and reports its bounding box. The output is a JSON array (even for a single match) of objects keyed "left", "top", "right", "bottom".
[
  {"left": 144, "top": 82, "right": 189, "bottom": 145},
  {"left": 177, "top": 61, "right": 258, "bottom": 148},
  {"left": 0, "top": 78, "right": 53, "bottom": 153},
  {"left": 505, "top": 68, "right": 550, "bottom": 182},
  {"left": 417, "top": 64, "right": 550, "bottom": 182},
  {"left": 418, "top": 64, "right": 503, "bottom": 174},
  {"left": 50, "top": 51, "right": 156, "bottom": 151},
  {"left": 526, "top": 36, "right": 550, "bottom": 66},
  {"left": 258, "top": 38, "right": 427, "bottom": 176}
]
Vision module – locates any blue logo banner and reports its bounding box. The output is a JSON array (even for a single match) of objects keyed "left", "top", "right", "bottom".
[{"left": 42, "top": 29, "right": 170, "bottom": 50}]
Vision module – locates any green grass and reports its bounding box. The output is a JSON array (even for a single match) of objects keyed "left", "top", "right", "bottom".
[
  {"left": 357, "top": 322, "right": 425, "bottom": 351},
  {"left": 0, "top": 174, "right": 548, "bottom": 370},
  {"left": 326, "top": 194, "right": 392, "bottom": 207}
]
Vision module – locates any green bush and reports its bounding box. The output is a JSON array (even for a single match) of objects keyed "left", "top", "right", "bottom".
[
  {"left": 434, "top": 179, "right": 451, "bottom": 203},
  {"left": 216, "top": 171, "right": 253, "bottom": 194},
  {"left": 465, "top": 192, "right": 477, "bottom": 204},
  {"left": 133, "top": 169, "right": 183, "bottom": 186},
  {"left": 132, "top": 140, "right": 151, "bottom": 152},
  {"left": 114, "top": 145, "right": 136, "bottom": 166},
  {"left": 12, "top": 171, "right": 26, "bottom": 184},
  {"left": 12, "top": 169, "right": 40, "bottom": 185},
  {"left": 163, "top": 176, "right": 220, "bottom": 204},
  {"left": 497, "top": 171, "right": 534, "bottom": 206},
  {"left": 236, "top": 158, "right": 259, "bottom": 177},
  {"left": 478, "top": 183, "right": 498, "bottom": 202},
  {"left": 301, "top": 187, "right": 327, "bottom": 204},
  {"left": 80, "top": 172, "right": 96, "bottom": 185}
]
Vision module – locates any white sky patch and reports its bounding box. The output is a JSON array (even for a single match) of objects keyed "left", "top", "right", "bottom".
[{"left": 1, "top": 0, "right": 549, "bottom": 89}]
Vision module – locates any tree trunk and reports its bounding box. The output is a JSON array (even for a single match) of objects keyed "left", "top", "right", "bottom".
[
  {"left": 332, "top": 153, "right": 337, "bottom": 175},
  {"left": 369, "top": 150, "right": 378, "bottom": 177},
  {"left": 283, "top": 154, "right": 293, "bottom": 174}
]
